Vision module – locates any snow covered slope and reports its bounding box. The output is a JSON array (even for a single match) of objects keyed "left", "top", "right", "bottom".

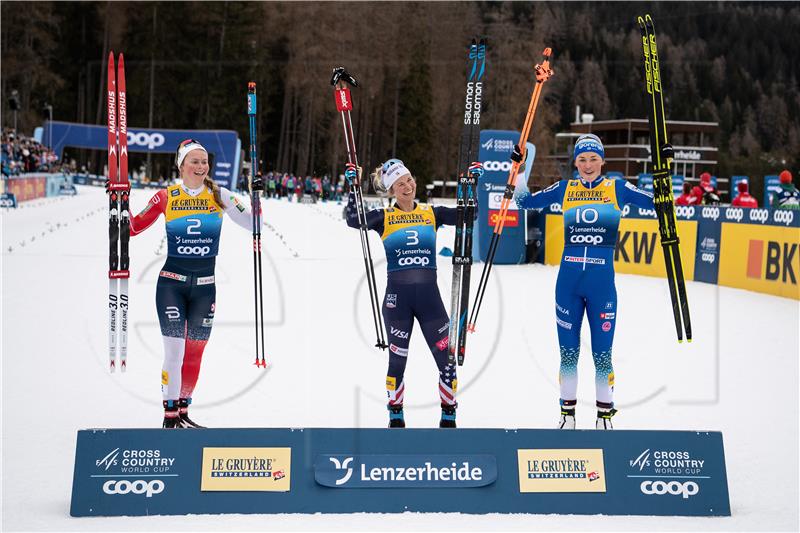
[{"left": 2, "top": 186, "right": 798, "bottom": 531}]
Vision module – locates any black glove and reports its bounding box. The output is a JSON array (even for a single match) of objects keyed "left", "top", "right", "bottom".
[
  {"left": 510, "top": 144, "right": 524, "bottom": 163},
  {"left": 251, "top": 175, "right": 265, "bottom": 192}
]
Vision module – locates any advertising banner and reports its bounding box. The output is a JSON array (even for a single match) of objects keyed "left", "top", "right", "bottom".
[
  {"left": 41, "top": 121, "right": 240, "bottom": 188},
  {"left": 71, "top": 427, "right": 730, "bottom": 517},
  {"left": 5, "top": 175, "right": 47, "bottom": 202},
  {"left": 718, "top": 213, "right": 800, "bottom": 300},
  {"left": 477, "top": 129, "right": 534, "bottom": 264}
]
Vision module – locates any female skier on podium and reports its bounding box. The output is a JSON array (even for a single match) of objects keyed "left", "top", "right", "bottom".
[
  {"left": 514, "top": 134, "right": 655, "bottom": 430},
  {"left": 129, "top": 139, "right": 262, "bottom": 428},
  {"left": 344, "top": 159, "right": 479, "bottom": 429}
]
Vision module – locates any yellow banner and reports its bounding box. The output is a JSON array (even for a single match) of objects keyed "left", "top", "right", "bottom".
[
  {"left": 201, "top": 447, "right": 291, "bottom": 492},
  {"left": 517, "top": 449, "right": 606, "bottom": 493},
  {"left": 718, "top": 223, "right": 800, "bottom": 299},
  {"left": 544, "top": 215, "right": 696, "bottom": 280}
]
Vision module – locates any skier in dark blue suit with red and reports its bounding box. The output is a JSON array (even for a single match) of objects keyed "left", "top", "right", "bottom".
[
  {"left": 515, "top": 134, "right": 655, "bottom": 430},
  {"left": 345, "top": 159, "right": 480, "bottom": 429}
]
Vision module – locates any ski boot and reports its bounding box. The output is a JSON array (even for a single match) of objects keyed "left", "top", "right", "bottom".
[
  {"left": 388, "top": 404, "right": 405, "bottom": 428},
  {"left": 162, "top": 400, "right": 181, "bottom": 429},
  {"left": 439, "top": 403, "right": 457, "bottom": 428},
  {"left": 595, "top": 402, "right": 617, "bottom": 430},
  {"left": 177, "top": 398, "right": 206, "bottom": 428},
  {"left": 558, "top": 399, "right": 576, "bottom": 429}
]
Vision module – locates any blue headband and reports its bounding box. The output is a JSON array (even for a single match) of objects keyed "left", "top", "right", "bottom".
[{"left": 573, "top": 134, "right": 604, "bottom": 160}]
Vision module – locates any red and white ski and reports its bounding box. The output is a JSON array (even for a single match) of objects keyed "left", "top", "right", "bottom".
[{"left": 107, "top": 52, "right": 130, "bottom": 373}]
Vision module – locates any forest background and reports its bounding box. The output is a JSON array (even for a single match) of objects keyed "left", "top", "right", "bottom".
[{"left": 2, "top": 1, "right": 798, "bottom": 194}]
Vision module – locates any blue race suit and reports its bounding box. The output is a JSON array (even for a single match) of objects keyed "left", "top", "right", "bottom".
[
  {"left": 346, "top": 192, "right": 476, "bottom": 409},
  {"left": 517, "top": 177, "right": 654, "bottom": 410}
]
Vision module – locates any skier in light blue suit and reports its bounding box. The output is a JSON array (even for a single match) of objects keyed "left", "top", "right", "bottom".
[{"left": 514, "top": 134, "right": 655, "bottom": 429}]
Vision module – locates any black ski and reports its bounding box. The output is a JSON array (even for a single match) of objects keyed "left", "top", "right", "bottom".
[
  {"left": 448, "top": 37, "right": 486, "bottom": 366},
  {"left": 637, "top": 14, "right": 692, "bottom": 342}
]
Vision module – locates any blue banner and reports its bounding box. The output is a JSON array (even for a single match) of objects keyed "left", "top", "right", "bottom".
[
  {"left": 764, "top": 175, "right": 781, "bottom": 207},
  {"left": 70, "top": 427, "right": 730, "bottom": 517},
  {"left": 0, "top": 192, "right": 17, "bottom": 208},
  {"left": 477, "top": 130, "right": 534, "bottom": 264},
  {"left": 41, "top": 121, "right": 241, "bottom": 189},
  {"left": 637, "top": 173, "right": 683, "bottom": 197}
]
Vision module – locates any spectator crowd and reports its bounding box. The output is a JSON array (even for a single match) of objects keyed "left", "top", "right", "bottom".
[{"left": 1, "top": 128, "right": 60, "bottom": 177}]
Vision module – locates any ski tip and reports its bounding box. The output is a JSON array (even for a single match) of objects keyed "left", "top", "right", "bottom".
[
  {"left": 542, "top": 47, "right": 552, "bottom": 57},
  {"left": 467, "top": 324, "right": 476, "bottom": 333},
  {"left": 686, "top": 337, "right": 693, "bottom": 343},
  {"left": 645, "top": 14, "right": 654, "bottom": 29}
]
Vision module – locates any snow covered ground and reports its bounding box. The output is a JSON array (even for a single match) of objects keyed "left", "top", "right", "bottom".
[{"left": 2, "top": 185, "right": 798, "bottom": 531}]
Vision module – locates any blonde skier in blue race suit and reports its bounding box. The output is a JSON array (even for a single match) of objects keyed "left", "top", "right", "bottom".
[{"left": 514, "top": 134, "right": 655, "bottom": 430}]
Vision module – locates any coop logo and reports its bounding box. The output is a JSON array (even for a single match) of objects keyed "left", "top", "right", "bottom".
[
  {"left": 724, "top": 207, "right": 744, "bottom": 222},
  {"left": 621, "top": 205, "right": 630, "bottom": 217},
  {"left": 126, "top": 131, "right": 165, "bottom": 150},
  {"left": 747, "top": 240, "right": 798, "bottom": 284},
  {"left": 314, "top": 454, "right": 496, "bottom": 488},
  {"left": 701, "top": 253, "right": 715, "bottom": 264},
  {"left": 398, "top": 256, "right": 430, "bottom": 267},
  {"left": 675, "top": 205, "right": 695, "bottom": 218},
  {"left": 483, "top": 160, "right": 513, "bottom": 172},
  {"left": 177, "top": 245, "right": 211, "bottom": 255},
  {"left": 701, "top": 206, "right": 720, "bottom": 221},
  {"left": 640, "top": 480, "right": 699, "bottom": 499},
  {"left": 549, "top": 202, "right": 562, "bottom": 213},
  {"left": 749, "top": 209, "right": 769, "bottom": 224},
  {"left": 570, "top": 234, "right": 603, "bottom": 245},
  {"left": 103, "top": 479, "right": 164, "bottom": 498},
  {"left": 773, "top": 210, "right": 795, "bottom": 226}
]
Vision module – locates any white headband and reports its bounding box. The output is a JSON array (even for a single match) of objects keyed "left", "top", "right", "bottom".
[
  {"left": 176, "top": 142, "right": 208, "bottom": 168},
  {"left": 383, "top": 161, "right": 411, "bottom": 190}
]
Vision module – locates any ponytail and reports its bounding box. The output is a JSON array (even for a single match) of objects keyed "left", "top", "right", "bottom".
[
  {"left": 371, "top": 166, "right": 389, "bottom": 196},
  {"left": 203, "top": 176, "right": 224, "bottom": 209}
]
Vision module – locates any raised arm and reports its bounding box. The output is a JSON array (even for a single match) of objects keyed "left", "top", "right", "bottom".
[
  {"left": 345, "top": 190, "right": 384, "bottom": 233},
  {"left": 515, "top": 180, "right": 566, "bottom": 210},
  {"left": 130, "top": 189, "right": 167, "bottom": 236},
  {"left": 616, "top": 179, "right": 655, "bottom": 210}
]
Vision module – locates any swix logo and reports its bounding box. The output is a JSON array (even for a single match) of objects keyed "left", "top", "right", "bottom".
[
  {"left": 127, "top": 131, "right": 165, "bottom": 150},
  {"left": 96, "top": 448, "right": 121, "bottom": 471},
  {"left": 335, "top": 88, "right": 352, "bottom": 111},
  {"left": 747, "top": 240, "right": 798, "bottom": 284},
  {"left": 615, "top": 231, "right": 657, "bottom": 264}
]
